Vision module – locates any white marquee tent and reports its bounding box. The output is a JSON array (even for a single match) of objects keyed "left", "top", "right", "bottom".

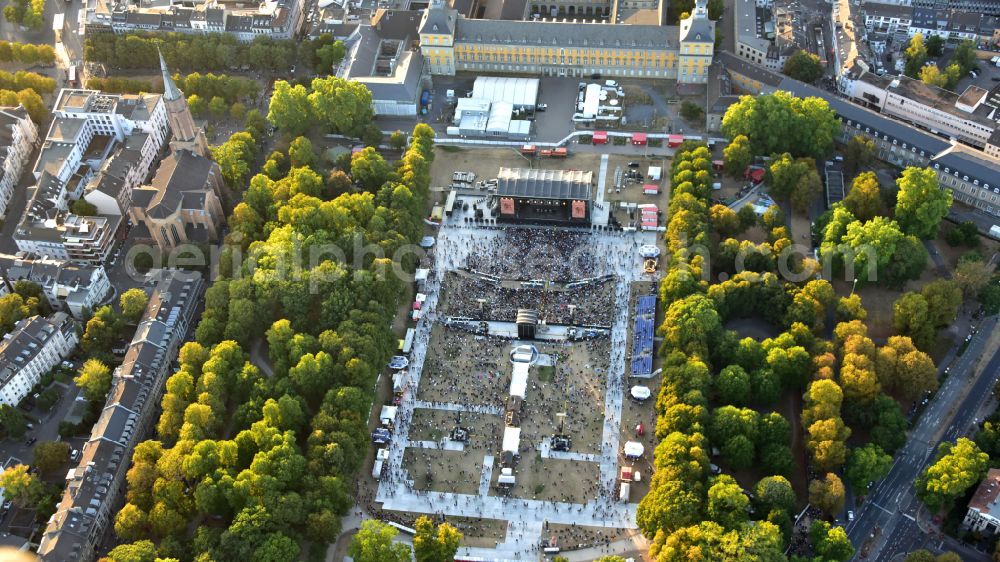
[
  {"left": 502, "top": 427, "right": 521, "bottom": 454},
  {"left": 472, "top": 76, "right": 540, "bottom": 109}
]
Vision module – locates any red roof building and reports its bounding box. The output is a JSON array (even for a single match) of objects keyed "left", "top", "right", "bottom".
[
  {"left": 631, "top": 133, "right": 647, "bottom": 145},
  {"left": 592, "top": 131, "right": 608, "bottom": 144},
  {"left": 963, "top": 468, "right": 1000, "bottom": 534}
]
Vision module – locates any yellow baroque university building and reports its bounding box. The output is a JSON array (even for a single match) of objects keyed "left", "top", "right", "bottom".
[{"left": 418, "top": 0, "right": 715, "bottom": 83}]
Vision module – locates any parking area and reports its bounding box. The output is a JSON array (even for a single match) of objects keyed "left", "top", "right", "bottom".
[{"left": 950, "top": 51, "right": 1000, "bottom": 93}]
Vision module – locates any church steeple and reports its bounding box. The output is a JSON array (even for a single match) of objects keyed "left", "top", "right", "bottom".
[
  {"left": 158, "top": 49, "right": 208, "bottom": 157},
  {"left": 159, "top": 49, "right": 183, "bottom": 102}
]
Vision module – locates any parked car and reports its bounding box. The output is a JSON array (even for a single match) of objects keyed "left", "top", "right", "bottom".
[
  {"left": 847, "top": 510, "right": 855, "bottom": 522},
  {"left": 70, "top": 449, "right": 80, "bottom": 462},
  {"left": 2, "top": 500, "right": 11, "bottom": 511},
  {"left": 25, "top": 437, "right": 36, "bottom": 446}
]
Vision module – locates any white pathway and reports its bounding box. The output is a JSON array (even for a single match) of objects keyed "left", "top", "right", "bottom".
[
  {"left": 411, "top": 399, "right": 505, "bottom": 415},
  {"left": 376, "top": 224, "right": 658, "bottom": 561},
  {"left": 408, "top": 440, "right": 466, "bottom": 451}
]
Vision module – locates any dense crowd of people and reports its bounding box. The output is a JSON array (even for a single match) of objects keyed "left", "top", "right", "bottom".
[
  {"left": 465, "top": 229, "right": 611, "bottom": 282},
  {"left": 438, "top": 272, "right": 616, "bottom": 326}
]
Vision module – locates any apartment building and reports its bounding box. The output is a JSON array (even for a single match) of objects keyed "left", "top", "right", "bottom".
[
  {"left": 85, "top": 0, "right": 304, "bottom": 41},
  {"left": 733, "top": 0, "right": 790, "bottom": 71},
  {"left": 0, "top": 313, "right": 78, "bottom": 407},
  {"left": 0, "top": 106, "right": 38, "bottom": 219},
  {"left": 861, "top": 1, "right": 1000, "bottom": 42},
  {"left": 419, "top": 0, "right": 716, "bottom": 82},
  {"left": 0, "top": 253, "right": 110, "bottom": 318},
  {"left": 13, "top": 90, "right": 168, "bottom": 265},
  {"left": 37, "top": 271, "right": 204, "bottom": 562},
  {"left": 839, "top": 72, "right": 1000, "bottom": 151}
]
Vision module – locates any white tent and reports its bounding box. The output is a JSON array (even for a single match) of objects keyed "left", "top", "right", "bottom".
[
  {"left": 623, "top": 441, "right": 645, "bottom": 458},
  {"left": 639, "top": 245, "right": 661, "bottom": 258},
  {"left": 648, "top": 166, "right": 662, "bottom": 181},
  {"left": 379, "top": 405, "right": 398, "bottom": 425},
  {"left": 630, "top": 386, "right": 651, "bottom": 401},
  {"left": 420, "top": 236, "right": 436, "bottom": 248},
  {"left": 619, "top": 482, "right": 630, "bottom": 501},
  {"left": 486, "top": 102, "right": 513, "bottom": 136},
  {"left": 498, "top": 474, "right": 516, "bottom": 486},
  {"left": 414, "top": 269, "right": 430, "bottom": 282},
  {"left": 509, "top": 363, "right": 529, "bottom": 398},
  {"left": 472, "top": 76, "right": 540, "bottom": 109},
  {"left": 392, "top": 372, "right": 406, "bottom": 393},
  {"left": 502, "top": 427, "right": 521, "bottom": 454}
]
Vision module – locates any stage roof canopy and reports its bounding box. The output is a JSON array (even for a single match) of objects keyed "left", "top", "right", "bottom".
[{"left": 496, "top": 167, "right": 593, "bottom": 201}]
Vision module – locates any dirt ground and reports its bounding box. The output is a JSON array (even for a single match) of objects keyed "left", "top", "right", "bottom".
[
  {"left": 519, "top": 341, "right": 609, "bottom": 456},
  {"left": 502, "top": 456, "right": 602, "bottom": 503},
  {"left": 724, "top": 318, "right": 779, "bottom": 341},
  {"left": 546, "top": 524, "right": 638, "bottom": 550},
  {"left": 409, "top": 408, "right": 502, "bottom": 446},
  {"left": 741, "top": 225, "right": 771, "bottom": 245},
  {"left": 404, "top": 447, "right": 488, "bottom": 495},
  {"left": 934, "top": 229, "right": 1000, "bottom": 269}
]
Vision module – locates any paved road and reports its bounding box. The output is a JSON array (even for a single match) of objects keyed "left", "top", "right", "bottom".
[{"left": 847, "top": 315, "right": 999, "bottom": 562}]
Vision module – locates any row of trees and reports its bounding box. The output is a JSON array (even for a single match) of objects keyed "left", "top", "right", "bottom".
[
  {"left": 0, "top": 41, "right": 54, "bottom": 64},
  {"left": 107, "top": 122, "right": 437, "bottom": 561},
  {"left": 86, "top": 77, "right": 161, "bottom": 95},
  {"left": 85, "top": 33, "right": 297, "bottom": 72},
  {"left": 174, "top": 72, "right": 260, "bottom": 104},
  {"left": 2, "top": 87, "right": 50, "bottom": 134},
  {"left": 0, "top": 70, "right": 55, "bottom": 95},
  {"left": 297, "top": 34, "right": 347, "bottom": 74},
  {"left": 639, "top": 144, "right": 808, "bottom": 561},
  {"left": 905, "top": 34, "right": 978, "bottom": 90},
  {"left": 2, "top": 0, "right": 45, "bottom": 29}
]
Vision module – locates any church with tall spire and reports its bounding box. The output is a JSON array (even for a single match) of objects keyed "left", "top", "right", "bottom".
[{"left": 159, "top": 50, "right": 208, "bottom": 157}]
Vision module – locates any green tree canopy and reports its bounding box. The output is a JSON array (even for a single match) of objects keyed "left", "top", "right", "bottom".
[
  {"left": 721, "top": 91, "right": 840, "bottom": 159},
  {"left": 413, "top": 516, "right": 462, "bottom": 562},
  {"left": 349, "top": 520, "right": 412, "bottom": 562},
  {"left": 845, "top": 443, "right": 892, "bottom": 493},
  {"left": 783, "top": 49, "right": 824, "bottom": 83},
  {"left": 895, "top": 167, "right": 951, "bottom": 239},
  {"left": 75, "top": 359, "right": 113, "bottom": 402},
  {"left": 916, "top": 438, "right": 989, "bottom": 512},
  {"left": 32, "top": 441, "right": 70, "bottom": 474},
  {"left": 119, "top": 287, "right": 149, "bottom": 323}
]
